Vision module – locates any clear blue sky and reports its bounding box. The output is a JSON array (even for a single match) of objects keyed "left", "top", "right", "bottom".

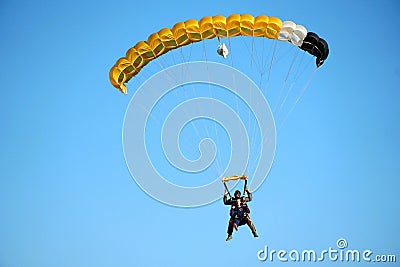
[{"left": 1, "top": 0, "right": 399, "bottom": 266}]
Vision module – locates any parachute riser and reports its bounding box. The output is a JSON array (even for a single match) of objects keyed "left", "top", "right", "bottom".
[
  {"left": 223, "top": 181, "right": 232, "bottom": 198},
  {"left": 243, "top": 179, "right": 248, "bottom": 197}
]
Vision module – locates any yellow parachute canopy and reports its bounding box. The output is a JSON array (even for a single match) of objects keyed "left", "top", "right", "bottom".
[{"left": 109, "top": 14, "right": 283, "bottom": 94}]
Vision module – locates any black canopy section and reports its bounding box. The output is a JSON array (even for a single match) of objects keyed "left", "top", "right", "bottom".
[{"left": 300, "top": 32, "right": 329, "bottom": 67}]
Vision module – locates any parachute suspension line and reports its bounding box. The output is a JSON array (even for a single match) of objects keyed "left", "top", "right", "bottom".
[
  {"left": 152, "top": 53, "right": 182, "bottom": 91},
  {"left": 228, "top": 36, "right": 244, "bottom": 163},
  {"left": 260, "top": 38, "right": 275, "bottom": 86},
  {"left": 293, "top": 51, "right": 314, "bottom": 82},
  {"left": 228, "top": 37, "right": 234, "bottom": 67},
  {"left": 248, "top": 37, "right": 266, "bottom": 177},
  {"left": 179, "top": 44, "right": 190, "bottom": 76},
  {"left": 251, "top": 36, "right": 255, "bottom": 72},
  {"left": 169, "top": 45, "right": 178, "bottom": 67},
  {"left": 277, "top": 68, "right": 318, "bottom": 132},
  {"left": 256, "top": 38, "right": 265, "bottom": 91},
  {"left": 126, "top": 59, "right": 186, "bottom": 135},
  {"left": 129, "top": 60, "right": 177, "bottom": 119},
  {"left": 273, "top": 48, "right": 299, "bottom": 115},
  {"left": 250, "top": 35, "right": 260, "bottom": 72},
  {"left": 142, "top": 46, "right": 179, "bottom": 86},
  {"left": 202, "top": 38, "right": 208, "bottom": 63},
  {"left": 277, "top": 50, "right": 300, "bottom": 114},
  {"left": 181, "top": 42, "right": 193, "bottom": 63},
  {"left": 247, "top": 39, "right": 279, "bottom": 178},
  {"left": 246, "top": 36, "right": 257, "bottom": 175},
  {"left": 177, "top": 44, "right": 196, "bottom": 104},
  {"left": 253, "top": 39, "right": 267, "bottom": 170},
  {"left": 178, "top": 43, "right": 194, "bottom": 78},
  {"left": 203, "top": 40, "right": 223, "bottom": 175},
  {"left": 131, "top": 62, "right": 155, "bottom": 87},
  {"left": 231, "top": 36, "right": 259, "bottom": 176},
  {"left": 277, "top": 50, "right": 312, "bottom": 118},
  {"left": 254, "top": 40, "right": 269, "bottom": 166},
  {"left": 128, "top": 60, "right": 180, "bottom": 134},
  {"left": 135, "top": 46, "right": 181, "bottom": 92},
  {"left": 263, "top": 40, "right": 278, "bottom": 97},
  {"left": 134, "top": 101, "right": 163, "bottom": 127},
  {"left": 154, "top": 54, "right": 168, "bottom": 74},
  {"left": 134, "top": 52, "right": 176, "bottom": 85},
  {"left": 244, "top": 38, "right": 274, "bottom": 177},
  {"left": 294, "top": 67, "right": 318, "bottom": 108},
  {"left": 165, "top": 44, "right": 221, "bottom": 176},
  {"left": 241, "top": 37, "right": 262, "bottom": 74},
  {"left": 255, "top": 38, "right": 267, "bottom": 92},
  {"left": 248, "top": 36, "right": 255, "bottom": 136},
  {"left": 135, "top": 49, "right": 194, "bottom": 134},
  {"left": 226, "top": 36, "right": 246, "bottom": 165},
  {"left": 261, "top": 37, "right": 267, "bottom": 76}
]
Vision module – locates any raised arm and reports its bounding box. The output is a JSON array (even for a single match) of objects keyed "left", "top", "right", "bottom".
[
  {"left": 245, "top": 189, "right": 253, "bottom": 202},
  {"left": 223, "top": 194, "right": 233, "bottom": 205}
]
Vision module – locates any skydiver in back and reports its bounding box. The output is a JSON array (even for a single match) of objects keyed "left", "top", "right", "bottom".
[{"left": 223, "top": 187, "right": 258, "bottom": 241}]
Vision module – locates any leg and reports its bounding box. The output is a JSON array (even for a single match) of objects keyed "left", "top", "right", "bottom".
[
  {"left": 246, "top": 215, "right": 258, "bottom": 237},
  {"left": 226, "top": 218, "right": 234, "bottom": 241},
  {"left": 233, "top": 217, "right": 240, "bottom": 231},
  {"left": 227, "top": 218, "right": 234, "bottom": 235}
]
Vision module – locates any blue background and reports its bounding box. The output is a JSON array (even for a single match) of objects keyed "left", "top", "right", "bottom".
[{"left": 1, "top": 0, "right": 399, "bottom": 266}]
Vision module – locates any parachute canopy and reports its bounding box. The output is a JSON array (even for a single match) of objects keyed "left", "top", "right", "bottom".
[{"left": 109, "top": 14, "right": 329, "bottom": 94}]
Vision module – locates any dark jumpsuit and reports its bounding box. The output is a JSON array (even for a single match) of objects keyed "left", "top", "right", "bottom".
[{"left": 223, "top": 192, "right": 257, "bottom": 236}]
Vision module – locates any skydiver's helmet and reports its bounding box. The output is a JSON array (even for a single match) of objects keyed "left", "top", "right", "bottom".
[{"left": 234, "top": 190, "right": 241, "bottom": 198}]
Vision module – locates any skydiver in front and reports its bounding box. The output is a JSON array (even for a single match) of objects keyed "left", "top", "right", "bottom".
[{"left": 223, "top": 188, "right": 258, "bottom": 241}]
